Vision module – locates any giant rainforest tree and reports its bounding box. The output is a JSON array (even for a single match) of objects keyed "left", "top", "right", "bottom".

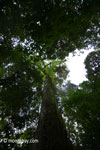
[{"left": 0, "top": 0, "right": 100, "bottom": 150}]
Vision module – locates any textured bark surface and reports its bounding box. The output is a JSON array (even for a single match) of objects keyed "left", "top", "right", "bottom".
[{"left": 37, "top": 76, "right": 74, "bottom": 150}]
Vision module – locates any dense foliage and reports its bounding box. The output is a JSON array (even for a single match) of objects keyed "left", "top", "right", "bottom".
[
  {"left": 0, "top": 0, "right": 100, "bottom": 149},
  {"left": 62, "top": 50, "right": 100, "bottom": 150}
]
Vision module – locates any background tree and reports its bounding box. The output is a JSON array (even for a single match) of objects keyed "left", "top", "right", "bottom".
[
  {"left": 84, "top": 50, "right": 100, "bottom": 80},
  {"left": 61, "top": 50, "right": 100, "bottom": 150}
]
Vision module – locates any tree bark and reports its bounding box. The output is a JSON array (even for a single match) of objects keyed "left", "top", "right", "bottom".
[{"left": 37, "top": 76, "right": 74, "bottom": 150}]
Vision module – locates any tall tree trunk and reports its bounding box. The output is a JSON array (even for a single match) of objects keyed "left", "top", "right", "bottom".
[{"left": 37, "top": 76, "right": 74, "bottom": 150}]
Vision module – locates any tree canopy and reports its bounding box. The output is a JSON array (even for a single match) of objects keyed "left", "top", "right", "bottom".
[
  {"left": 0, "top": 0, "right": 100, "bottom": 150},
  {"left": 61, "top": 50, "right": 100, "bottom": 150},
  {"left": 1, "top": 0, "right": 100, "bottom": 58},
  {"left": 85, "top": 50, "right": 100, "bottom": 80}
]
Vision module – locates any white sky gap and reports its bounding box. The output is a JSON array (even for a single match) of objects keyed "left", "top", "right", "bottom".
[{"left": 66, "top": 48, "right": 94, "bottom": 85}]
